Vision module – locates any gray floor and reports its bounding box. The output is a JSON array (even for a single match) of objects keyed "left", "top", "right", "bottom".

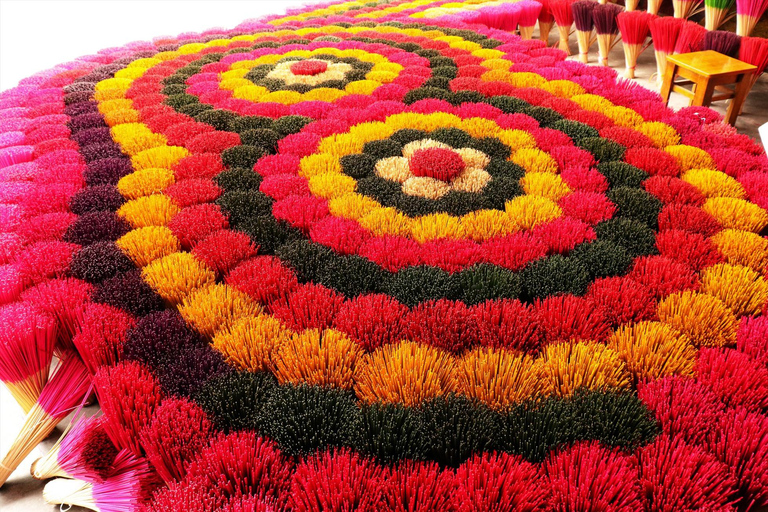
[{"left": 0, "top": 35, "right": 767, "bottom": 512}]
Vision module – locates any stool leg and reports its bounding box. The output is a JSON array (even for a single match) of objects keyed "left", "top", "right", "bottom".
[
  {"left": 660, "top": 62, "right": 676, "bottom": 105},
  {"left": 691, "top": 77, "right": 715, "bottom": 107},
  {"left": 725, "top": 73, "right": 752, "bottom": 126}
]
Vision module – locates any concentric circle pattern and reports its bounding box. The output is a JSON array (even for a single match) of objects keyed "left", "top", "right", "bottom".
[{"left": 2, "top": 2, "right": 768, "bottom": 511}]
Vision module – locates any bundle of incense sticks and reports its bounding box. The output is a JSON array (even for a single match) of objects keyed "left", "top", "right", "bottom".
[
  {"left": 648, "top": 0, "right": 666, "bottom": 15},
  {"left": 0, "top": 352, "right": 91, "bottom": 487},
  {"left": 539, "top": 0, "right": 556, "bottom": 43},
  {"left": 618, "top": 11, "right": 653, "bottom": 77},
  {"left": 519, "top": 0, "right": 544, "bottom": 40},
  {"left": 649, "top": 16, "right": 686, "bottom": 86},
  {"left": 32, "top": 413, "right": 118, "bottom": 481},
  {"left": 573, "top": 0, "right": 598, "bottom": 63},
  {"left": 43, "top": 450, "right": 159, "bottom": 512},
  {"left": 593, "top": 4, "right": 624, "bottom": 66},
  {"left": 551, "top": 0, "right": 576, "bottom": 53},
  {"left": 735, "top": 0, "right": 768, "bottom": 36},
  {"left": 674, "top": 20, "right": 707, "bottom": 53},
  {"left": 705, "top": 0, "right": 736, "bottom": 29},
  {"left": 674, "top": 0, "right": 703, "bottom": 17},
  {"left": 737, "top": 36, "right": 768, "bottom": 113},
  {"left": 0, "top": 302, "right": 57, "bottom": 413},
  {"left": 702, "top": 29, "right": 742, "bottom": 57},
  {"left": 625, "top": 0, "right": 641, "bottom": 10}
]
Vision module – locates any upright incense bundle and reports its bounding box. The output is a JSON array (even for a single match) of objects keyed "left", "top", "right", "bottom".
[
  {"left": 703, "top": 30, "right": 742, "bottom": 57},
  {"left": 625, "top": 0, "right": 641, "bottom": 10},
  {"left": 739, "top": 36, "right": 768, "bottom": 80},
  {"left": 0, "top": 352, "right": 91, "bottom": 488},
  {"left": 674, "top": 0, "right": 703, "bottom": 17},
  {"left": 618, "top": 11, "right": 653, "bottom": 77},
  {"left": 648, "top": 0, "right": 666, "bottom": 15},
  {"left": 519, "top": 0, "right": 544, "bottom": 40},
  {"left": 649, "top": 16, "right": 686, "bottom": 86},
  {"left": 573, "top": 0, "right": 598, "bottom": 63},
  {"left": 737, "top": 36, "right": 768, "bottom": 113},
  {"left": 538, "top": 0, "right": 556, "bottom": 42},
  {"left": 674, "top": 20, "right": 707, "bottom": 53},
  {"left": 705, "top": 0, "right": 736, "bottom": 29},
  {"left": 593, "top": 4, "right": 624, "bottom": 66},
  {"left": 736, "top": 0, "right": 768, "bottom": 36},
  {"left": 552, "top": 0, "right": 576, "bottom": 53}
]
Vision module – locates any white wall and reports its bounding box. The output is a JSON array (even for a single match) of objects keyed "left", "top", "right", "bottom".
[{"left": 0, "top": 0, "right": 313, "bottom": 91}]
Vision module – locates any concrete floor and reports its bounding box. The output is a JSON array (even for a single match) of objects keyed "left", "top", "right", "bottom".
[{"left": 0, "top": 34, "right": 767, "bottom": 512}]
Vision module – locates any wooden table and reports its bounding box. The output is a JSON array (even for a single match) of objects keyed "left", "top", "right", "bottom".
[{"left": 660, "top": 50, "right": 757, "bottom": 126}]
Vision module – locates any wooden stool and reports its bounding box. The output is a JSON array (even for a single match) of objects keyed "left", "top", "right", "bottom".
[{"left": 660, "top": 50, "right": 757, "bottom": 126}]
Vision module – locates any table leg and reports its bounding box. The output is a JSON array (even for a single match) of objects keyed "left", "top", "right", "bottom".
[
  {"left": 725, "top": 73, "right": 753, "bottom": 126},
  {"left": 660, "top": 62, "right": 676, "bottom": 104},
  {"left": 691, "top": 77, "right": 715, "bottom": 107}
]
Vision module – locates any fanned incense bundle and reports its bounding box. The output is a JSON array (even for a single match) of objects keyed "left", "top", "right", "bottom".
[
  {"left": 32, "top": 414, "right": 119, "bottom": 482},
  {"left": 674, "top": 20, "right": 707, "bottom": 53},
  {"left": 674, "top": 0, "right": 703, "bottom": 17},
  {"left": 519, "top": 0, "right": 544, "bottom": 40},
  {"left": 43, "top": 450, "right": 159, "bottom": 512},
  {"left": 573, "top": 0, "right": 598, "bottom": 63},
  {"left": 705, "top": 0, "right": 736, "bottom": 29},
  {"left": 702, "top": 30, "right": 742, "bottom": 57},
  {"left": 551, "top": 0, "right": 576, "bottom": 52},
  {"left": 650, "top": 16, "right": 686, "bottom": 85},
  {"left": 21, "top": 278, "right": 93, "bottom": 354},
  {"left": 736, "top": 0, "right": 768, "bottom": 35},
  {"left": 0, "top": 352, "right": 91, "bottom": 487},
  {"left": 0, "top": 303, "right": 57, "bottom": 413},
  {"left": 538, "top": 0, "right": 556, "bottom": 42},
  {"left": 648, "top": 0, "right": 666, "bottom": 15},
  {"left": 593, "top": 4, "right": 624, "bottom": 66},
  {"left": 618, "top": 11, "right": 653, "bottom": 77},
  {"left": 626, "top": 0, "right": 641, "bottom": 9}
]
